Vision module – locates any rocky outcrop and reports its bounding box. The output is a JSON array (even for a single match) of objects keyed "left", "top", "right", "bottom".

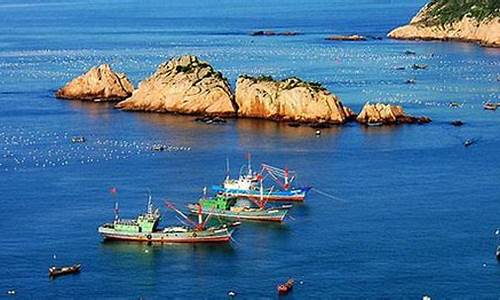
[
  {"left": 235, "top": 75, "right": 354, "bottom": 123},
  {"left": 325, "top": 34, "right": 366, "bottom": 41},
  {"left": 388, "top": 3, "right": 500, "bottom": 47},
  {"left": 251, "top": 31, "right": 299, "bottom": 36},
  {"left": 56, "top": 64, "right": 134, "bottom": 101},
  {"left": 116, "top": 55, "right": 236, "bottom": 116},
  {"left": 356, "top": 102, "right": 431, "bottom": 125}
]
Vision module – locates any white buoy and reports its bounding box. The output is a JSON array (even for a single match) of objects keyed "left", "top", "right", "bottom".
[
  {"left": 422, "top": 295, "right": 431, "bottom": 300},
  {"left": 228, "top": 291, "right": 236, "bottom": 297},
  {"left": 315, "top": 130, "right": 321, "bottom": 136}
]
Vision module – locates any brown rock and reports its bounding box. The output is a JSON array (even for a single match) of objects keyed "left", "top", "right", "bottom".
[
  {"left": 388, "top": 3, "right": 500, "bottom": 48},
  {"left": 116, "top": 55, "right": 236, "bottom": 116},
  {"left": 55, "top": 64, "right": 134, "bottom": 101},
  {"left": 356, "top": 102, "right": 431, "bottom": 125},
  {"left": 325, "top": 34, "right": 367, "bottom": 41},
  {"left": 251, "top": 31, "right": 299, "bottom": 36},
  {"left": 235, "top": 75, "right": 354, "bottom": 123}
]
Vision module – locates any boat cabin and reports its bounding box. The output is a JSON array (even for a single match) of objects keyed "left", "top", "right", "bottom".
[{"left": 199, "top": 195, "right": 237, "bottom": 210}]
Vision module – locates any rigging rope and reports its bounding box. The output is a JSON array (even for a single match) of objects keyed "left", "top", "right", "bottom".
[{"left": 311, "top": 188, "right": 349, "bottom": 203}]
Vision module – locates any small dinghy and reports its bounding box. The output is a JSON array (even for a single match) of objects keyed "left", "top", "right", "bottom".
[
  {"left": 483, "top": 102, "right": 498, "bottom": 111},
  {"left": 496, "top": 246, "right": 500, "bottom": 261},
  {"left": 463, "top": 139, "right": 475, "bottom": 147},
  {"left": 151, "top": 144, "right": 166, "bottom": 151},
  {"left": 71, "top": 136, "right": 86, "bottom": 143},
  {"left": 448, "top": 102, "right": 462, "bottom": 108},
  {"left": 49, "top": 264, "right": 81, "bottom": 278},
  {"left": 277, "top": 278, "right": 295, "bottom": 294}
]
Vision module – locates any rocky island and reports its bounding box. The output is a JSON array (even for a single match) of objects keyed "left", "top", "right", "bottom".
[
  {"left": 55, "top": 64, "right": 134, "bottom": 101},
  {"left": 235, "top": 75, "right": 354, "bottom": 124},
  {"left": 357, "top": 102, "right": 431, "bottom": 125},
  {"left": 388, "top": 0, "right": 500, "bottom": 47},
  {"left": 250, "top": 31, "right": 299, "bottom": 36},
  {"left": 325, "top": 34, "right": 367, "bottom": 41},
  {"left": 116, "top": 55, "right": 237, "bottom": 116},
  {"left": 58, "top": 56, "right": 431, "bottom": 127}
]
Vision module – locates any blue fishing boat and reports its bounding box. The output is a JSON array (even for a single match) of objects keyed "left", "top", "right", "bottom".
[{"left": 211, "top": 155, "right": 311, "bottom": 202}]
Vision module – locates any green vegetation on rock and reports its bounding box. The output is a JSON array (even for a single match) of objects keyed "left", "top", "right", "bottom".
[
  {"left": 240, "top": 75, "right": 326, "bottom": 92},
  {"left": 420, "top": 0, "right": 499, "bottom": 26}
]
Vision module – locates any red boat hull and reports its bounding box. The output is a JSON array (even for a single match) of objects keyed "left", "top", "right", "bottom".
[{"left": 103, "top": 235, "right": 231, "bottom": 244}]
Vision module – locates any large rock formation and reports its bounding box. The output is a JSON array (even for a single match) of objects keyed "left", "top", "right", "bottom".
[
  {"left": 116, "top": 55, "right": 236, "bottom": 116},
  {"left": 56, "top": 64, "right": 134, "bottom": 101},
  {"left": 388, "top": 2, "right": 500, "bottom": 47},
  {"left": 357, "top": 102, "right": 431, "bottom": 125},
  {"left": 235, "top": 75, "right": 354, "bottom": 123}
]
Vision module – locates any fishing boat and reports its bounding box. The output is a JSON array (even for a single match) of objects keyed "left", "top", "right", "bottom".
[
  {"left": 483, "top": 102, "right": 498, "bottom": 111},
  {"left": 71, "top": 136, "right": 85, "bottom": 143},
  {"left": 98, "top": 196, "right": 236, "bottom": 243},
  {"left": 464, "top": 139, "right": 475, "bottom": 147},
  {"left": 187, "top": 192, "right": 291, "bottom": 223},
  {"left": 211, "top": 156, "right": 311, "bottom": 202},
  {"left": 48, "top": 264, "right": 81, "bottom": 278},
  {"left": 277, "top": 278, "right": 295, "bottom": 294}
]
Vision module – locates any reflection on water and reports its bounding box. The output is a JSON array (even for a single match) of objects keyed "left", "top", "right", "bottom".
[
  {"left": 235, "top": 118, "right": 345, "bottom": 139},
  {"left": 134, "top": 111, "right": 207, "bottom": 131},
  {"left": 66, "top": 99, "right": 116, "bottom": 120},
  {"left": 101, "top": 239, "right": 236, "bottom": 256},
  {"left": 359, "top": 124, "right": 402, "bottom": 135}
]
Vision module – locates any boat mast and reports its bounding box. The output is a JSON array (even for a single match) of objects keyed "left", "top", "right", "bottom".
[
  {"left": 114, "top": 202, "right": 120, "bottom": 221},
  {"left": 259, "top": 179, "right": 264, "bottom": 208},
  {"left": 197, "top": 204, "right": 203, "bottom": 225},
  {"left": 226, "top": 157, "right": 230, "bottom": 181},
  {"left": 147, "top": 192, "right": 153, "bottom": 214},
  {"left": 284, "top": 167, "right": 289, "bottom": 190},
  {"left": 247, "top": 153, "right": 252, "bottom": 176}
]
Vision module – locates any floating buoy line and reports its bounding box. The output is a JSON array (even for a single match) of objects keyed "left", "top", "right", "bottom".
[{"left": 0, "top": 126, "right": 190, "bottom": 172}]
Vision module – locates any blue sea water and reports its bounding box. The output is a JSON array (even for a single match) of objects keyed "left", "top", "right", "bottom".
[{"left": 0, "top": 0, "right": 500, "bottom": 298}]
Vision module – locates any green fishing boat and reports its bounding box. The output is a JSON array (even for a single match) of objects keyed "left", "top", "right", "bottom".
[
  {"left": 187, "top": 194, "right": 291, "bottom": 223},
  {"left": 98, "top": 196, "right": 237, "bottom": 243}
]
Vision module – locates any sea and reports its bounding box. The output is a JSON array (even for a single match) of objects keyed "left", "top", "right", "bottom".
[{"left": 0, "top": 0, "right": 499, "bottom": 298}]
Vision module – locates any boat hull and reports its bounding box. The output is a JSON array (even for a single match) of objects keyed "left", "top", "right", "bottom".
[
  {"left": 187, "top": 204, "right": 289, "bottom": 222},
  {"left": 98, "top": 227, "right": 232, "bottom": 243},
  {"left": 212, "top": 186, "right": 311, "bottom": 202}
]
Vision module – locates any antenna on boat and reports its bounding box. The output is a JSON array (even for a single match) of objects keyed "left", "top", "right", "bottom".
[
  {"left": 284, "top": 167, "right": 289, "bottom": 190},
  {"left": 147, "top": 189, "right": 153, "bottom": 214},
  {"left": 114, "top": 202, "right": 120, "bottom": 220},
  {"left": 225, "top": 157, "right": 230, "bottom": 180},
  {"left": 247, "top": 152, "right": 252, "bottom": 176}
]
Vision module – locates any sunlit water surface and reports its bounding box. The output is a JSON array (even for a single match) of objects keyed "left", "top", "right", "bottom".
[{"left": 0, "top": 0, "right": 499, "bottom": 298}]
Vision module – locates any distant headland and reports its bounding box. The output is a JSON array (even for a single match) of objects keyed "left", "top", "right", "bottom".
[{"left": 388, "top": 0, "right": 500, "bottom": 47}]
